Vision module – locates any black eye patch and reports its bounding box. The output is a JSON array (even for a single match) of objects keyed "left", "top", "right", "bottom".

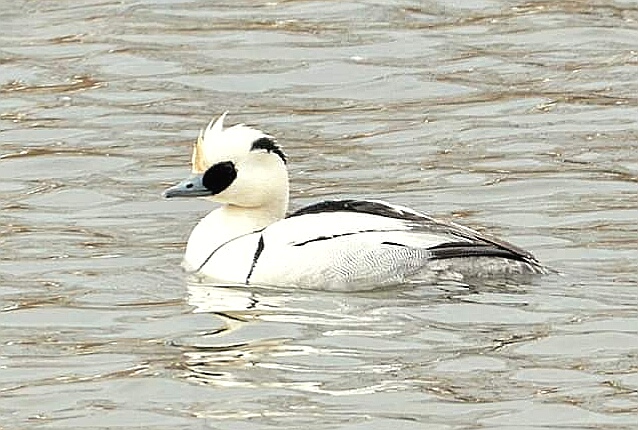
[{"left": 202, "top": 161, "right": 237, "bottom": 195}]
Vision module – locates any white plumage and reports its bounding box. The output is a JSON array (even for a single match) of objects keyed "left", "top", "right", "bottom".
[{"left": 163, "top": 113, "right": 547, "bottom": 290}]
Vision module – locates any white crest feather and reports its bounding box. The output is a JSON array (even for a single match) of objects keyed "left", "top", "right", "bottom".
[
  {"left": 190, "top": 111, "right": 277, "bottom": 174},
  {"left": 191, "top": 128, "right": 206, "bottom": 173},
  {"left": 191, "top": 112, "right": 229, "bottom": 174},
  {"left": 209, "top": 111, "right": 228, "bottom": 135}
]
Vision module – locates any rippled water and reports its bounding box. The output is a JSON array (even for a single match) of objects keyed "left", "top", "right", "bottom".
[{"left": 1, "top": 0, "right": 637, "bottom": 428}]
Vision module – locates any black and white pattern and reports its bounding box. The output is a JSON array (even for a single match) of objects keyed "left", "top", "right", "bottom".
[
  {"left": 194, "top": 199, "right": 546, "bottom": 290},
  {"left": 164, "top": 113, "right": 547, "bottom": 290}
]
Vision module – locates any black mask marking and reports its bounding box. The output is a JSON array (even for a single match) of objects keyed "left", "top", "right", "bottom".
[{"left": 202, "top": 161, "right": 237, "bottom": 195}]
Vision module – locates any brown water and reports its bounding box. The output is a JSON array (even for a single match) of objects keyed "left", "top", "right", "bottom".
[{"left": 1, "top": 0, "right": 637, "bottom": 428}]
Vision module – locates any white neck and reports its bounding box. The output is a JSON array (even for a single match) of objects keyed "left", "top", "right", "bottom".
[{"left": 218, "top": 201, "right": 287, "bottom": 232}]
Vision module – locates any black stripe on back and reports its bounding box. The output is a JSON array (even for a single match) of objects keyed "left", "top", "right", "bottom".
[
  {"left": 288, "top": 199, "right": 425, "bottom": 221},
  {"left": 292, "top": 229, "right": 397, "bottom": 247}
]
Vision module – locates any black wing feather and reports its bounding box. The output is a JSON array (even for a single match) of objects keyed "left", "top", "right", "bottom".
[{"left": 427, "top": 242, "right": 532, "bottom": 262}]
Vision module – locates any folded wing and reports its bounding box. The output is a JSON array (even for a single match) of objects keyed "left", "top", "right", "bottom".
[{"left": 244, "top": 200, "right": 544, "bottom": 290}]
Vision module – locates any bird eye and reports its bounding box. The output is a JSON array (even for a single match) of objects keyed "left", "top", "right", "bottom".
[{"left": 202, "top": 161, "right": 237, "bottom": 195}]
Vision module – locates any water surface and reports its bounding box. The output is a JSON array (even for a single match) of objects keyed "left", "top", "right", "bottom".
[{"left": 1, "top": 0, "right": 637, "bottom": 428}]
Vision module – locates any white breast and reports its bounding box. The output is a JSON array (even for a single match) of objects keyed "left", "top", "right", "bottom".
[{"left": 195, "top": 232, "right": 262, "bottom": 284}]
